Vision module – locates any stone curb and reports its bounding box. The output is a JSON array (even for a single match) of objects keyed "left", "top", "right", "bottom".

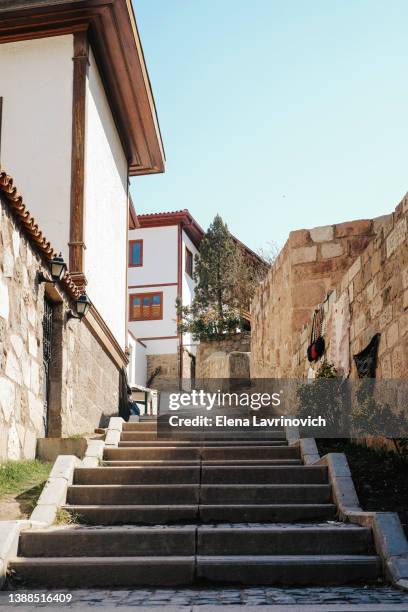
[
  {"left": 104, "top": 416, "right": 125, "bottom": 449},
  {"left": 0, "top": 521, "right": 24, "bottom": 588},
  {"left": 288, "top": 426, "right": 408, "bottom": 593},
  {"left": 285, "top": 425, "right": 300, "bottom": 446},
  {"left": 29, "top": 454, "right": 81, "bottom": 526},
  {"left": 0, "top": 454, "right": 80, "bottom": 588},
  {"left": 286, "top": 426, "right": 320, "bottom": 464},
  {"left": 82, "top": 439, "right": 105, "bottom": 468},
  {"left": 314, "top": 451, "right": 408, "bottom": 592}
]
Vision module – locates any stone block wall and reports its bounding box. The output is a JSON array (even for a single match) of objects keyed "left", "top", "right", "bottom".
[
  {"left": 63, "top": 321, "right": 120, "bottom": 436},
  {"left": 0, "top": 205, "right": 44, "bottom": 459},
  {"left": 196, "top": 333, "right": 251, "bottom": 379},
  {"left": 0, "top": 198, "right": 120, "bottom": 460},
  {"left": 294, "top": 196, "right": 408, "bottom": 380},
  {"left": 251, "top": 218, "right": 377, "bottom": 377},
  {"left": 146, "top": 353, "right": 179, "bottom": 391}
]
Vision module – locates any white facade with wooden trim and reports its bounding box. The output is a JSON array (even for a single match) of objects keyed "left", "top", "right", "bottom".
[{"left": 127, "top": 211, "right": 202, "bottom": 386}]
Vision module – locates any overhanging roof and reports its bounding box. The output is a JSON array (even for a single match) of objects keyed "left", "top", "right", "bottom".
[
  {"left": 137, "top": 210, "right": 205, "bottom": 248},
  {"left": 0, "top": 0, "right": 165, "bottom": 176}
]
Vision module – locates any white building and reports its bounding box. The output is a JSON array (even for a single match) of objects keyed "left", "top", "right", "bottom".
[
  {"left": 0, "top": 0, "right": 165, "bottom": 444},
  {"left": 0, "top": 0, "right": 164, "bottom": 360},
  {"left": 128, "top": 210, "right": 204, "bottom": 388}
]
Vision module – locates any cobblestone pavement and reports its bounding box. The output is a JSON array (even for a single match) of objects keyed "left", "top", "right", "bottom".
[{"left": 2, "top": 586, "right": 408, "bottom": 608}]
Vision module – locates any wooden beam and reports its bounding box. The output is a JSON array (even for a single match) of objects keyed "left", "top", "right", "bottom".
[
  {"left": 85, "top": 304, "right": 129, "bottom": 370},
  {"left": 69, "top": 30, "right": 88, "bottom": 292}
]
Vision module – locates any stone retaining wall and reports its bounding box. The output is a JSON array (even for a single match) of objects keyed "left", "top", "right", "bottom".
[
  {"left": 196, "top": 334, "right": 250, "bottom": 379},
  {"left": 251, "top": 191, "right": 408, "bottom": 383},
  {"left": 250, "top": 217, "right": 379, "bottom": 377},
  {"left": 146, "top": 353, "right": 179, "bottom": 391},
  {"left": 294, "top": 195, "right": 408, "bottom": 379},
  {"left": 0, "top": 197, "right": 120, "bottom": 460}
]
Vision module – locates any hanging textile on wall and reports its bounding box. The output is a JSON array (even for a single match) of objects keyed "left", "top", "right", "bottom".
[
  {"left": 353, "top": 333, "right": 381, "bottom": 378},
  {"left": 307, "top": 304, "right": 325, "bottom": 363}
]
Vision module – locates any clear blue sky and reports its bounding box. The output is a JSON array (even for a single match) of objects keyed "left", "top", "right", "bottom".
[{"left": 130, "top": 0, "right": 408, "bottom": 252}]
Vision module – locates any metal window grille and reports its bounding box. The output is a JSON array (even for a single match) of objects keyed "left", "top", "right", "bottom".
[{"left": 42, "top": 298, "right": 53, "bottom": 435}]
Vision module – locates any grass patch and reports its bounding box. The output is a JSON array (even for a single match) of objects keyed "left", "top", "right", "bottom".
[
  {"left": 0, "top": 460, "right": 52, "bottom": 498},
  {"left": 54, "top": 508, "right": 79, "bottom": 525},
  {"left": 317, "top": 439, "right": 408, "bottom": 536}
]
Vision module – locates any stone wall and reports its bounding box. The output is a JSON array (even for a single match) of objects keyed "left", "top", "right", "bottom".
[
  {"left": 251, "top": 218, "right": 377, "bottom": 377},
  {"left": 63, "top": 321, "right": 120, "bottom": 436},
  {"left": 146, "top": 353, "right": 179, "bottom": 391},
  {"left": 0, "top": 197, "right": 120, "bottom": 460},
  {"left": 293, "top": 196, "right": 408, "bottom": 380},
  {"left": 196, "top": 333, "right": 250, "bottom": 379}
]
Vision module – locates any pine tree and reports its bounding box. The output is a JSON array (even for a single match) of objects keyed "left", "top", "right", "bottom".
[
  {"left": 194, "top": 214, "right": 239, "bottom": 318},
  {"left": 177, "top": 214, "right": 269, "bottom": 341},
  {"left": 177, "top": 215, "right": 242, "bottom": 340}
]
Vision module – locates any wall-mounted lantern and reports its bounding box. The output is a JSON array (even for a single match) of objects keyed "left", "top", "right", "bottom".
[
  {"left": 67, "top": 294, "right": 91, "bottom": 322},
  {"left": 38, "top": 254, "right": 67, "bottom": 284}
]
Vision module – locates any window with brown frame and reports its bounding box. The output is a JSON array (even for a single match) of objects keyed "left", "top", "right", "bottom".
[
  {"left": 185, "top": 247, "right": 193, "bottom": 278},
  {"left": 129, "top": 292, "right": 163, "bottom": 321},
  {"left": 129, "top": 239, "right": 143, "bottom": 267}
]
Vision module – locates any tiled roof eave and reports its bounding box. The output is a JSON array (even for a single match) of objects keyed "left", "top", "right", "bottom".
[{"left": 0, "top": 171, "right": 80, "bottom": 299}]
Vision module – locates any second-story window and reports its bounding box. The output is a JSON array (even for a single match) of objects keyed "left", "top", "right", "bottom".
[
  {"left": 185, "top": 247, "right": 193, "bottom": 278},
  {"left": 129, "top": 292, "right": 163, "bottom": 321},
  {"left": 129, "top": 239, "right": 143, "bottom": 267}
]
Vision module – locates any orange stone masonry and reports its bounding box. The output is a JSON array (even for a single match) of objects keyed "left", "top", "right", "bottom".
[
  {"left": 251, "top": 194, "right": 408, "bottom": 381},
  {"left": 250, "top": 212, "right": 398, "bottom": 378}
]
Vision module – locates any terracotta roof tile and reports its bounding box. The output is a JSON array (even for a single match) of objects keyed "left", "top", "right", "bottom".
[
  {"left": 137, "top": 209, "right": 188, "bottom": 219},
  {"left": 0, "top": 171, "right": 80, "bottom": 298}
]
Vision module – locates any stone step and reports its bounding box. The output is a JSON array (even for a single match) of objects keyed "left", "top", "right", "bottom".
[
  {"left": 102, "top": 459, "right": 303, "bottom": 467},
  {"left": 122, "top": 422, "right": 157, "bottom": 432},
  {"left": 117, "top": 440, "right": 289, "bottom": 447},
  {"left": 8, "top": 554, "right": 380, "bottom": 587},
  {"left": 74, "top": 466, "right": 201, "bottom": 485},
  {"left": 197, "top": 525, "right": 373, "bottom": 555},
  {"left": 66, "top": 484, "right": 331, "bottom": 505},
  {"left": 199, "top": 504, "right": 337, "bottom": 523},
  {"left": 62, "top": 503, "right": 337, "bottom": 524},
  {"left": 120, "top": 432, "right": 288, "bottom": 441},
  {"left": 19, "top": 527, "right": 196, "bottom": 557},
  {"left": 196, "top": 555, "right": 381, "bottom": 586},
  {"left": 74, "top": 465, "right": 327, "bottom": 485},
  {"left": 202, "top": 465, "right": 328, "bottom": 484},
  {"left": 18, "top": 525, "right": 372, "bottom": 558},
  {"left": 8, "top": 556, "right": 195, "bottom": 587},
  {"left": 66, "top": 484, "right": 200, "bottom": 505},
  {"left": 103, "top": 445, "right": 300, "bottom": 461},
  {"left": 200, "top": 484, "right": 332, "bottom": 504}
]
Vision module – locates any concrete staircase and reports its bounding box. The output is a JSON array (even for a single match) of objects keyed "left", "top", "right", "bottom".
[{"left": 9, "top": 417, "right": 381, "bottom": 587}]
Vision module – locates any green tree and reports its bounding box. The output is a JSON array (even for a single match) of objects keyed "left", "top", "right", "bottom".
[
  {"left": 177, "top": 214, "right": 271, "bottom": 340},
  {"left": 194, "top": 214, "right": 239, "bottom": 317},
  {"left": 177, "top": 215, "right": 243, "bottom": 340}
]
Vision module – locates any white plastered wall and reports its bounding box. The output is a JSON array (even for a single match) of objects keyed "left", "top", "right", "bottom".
[
  {"left": 128, "top": 225, "right": 179, "bottom": 355},
  {"left": 127, "top": 332, "right": 147, "bottom": 387},
  {"left": 84, "top": 49, "right": 128, "bottom": 349},
  {"left": 128, "top": 225, "right": 178, "bottom": 286},
  {"left": 182, "top": 230, "right": 199, "bottom": 355},
  {"left": 0, "top": 35, "right": 74, "bottom": 261}
]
